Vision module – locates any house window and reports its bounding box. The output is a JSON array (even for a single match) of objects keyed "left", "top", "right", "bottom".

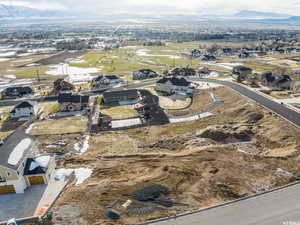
[
  {"left": 6, "top": 172, "right": 10, "bottom": 177},
  {"left": 17, "top": 171, "right": 19, "bottom": 175}
]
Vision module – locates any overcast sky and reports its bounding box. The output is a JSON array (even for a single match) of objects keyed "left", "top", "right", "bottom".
[{"left": 1, "top": 0, "right": 300, "bottom": 16}]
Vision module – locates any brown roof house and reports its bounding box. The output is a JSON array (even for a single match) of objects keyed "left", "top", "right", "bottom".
[
  {"left": 53, "top": 79, "right": 75, "bottom": 94},
  {"left": 260, "top": 71, "right": 293, "bottom": 91},
  {"left": 58, "top": 93, "right": 90, "bottom": 112},
  {"left": 168, "top": 67, "right": 196, "bottom": 77},
  {"left": 156, "top": 77, "right": 195, "bottom": 96},
  {"left": 102, "top": 90, "right": 141, "bottom": 105},
  {"left": 232, "top": 66, "right": 253, "bottom": 82}
]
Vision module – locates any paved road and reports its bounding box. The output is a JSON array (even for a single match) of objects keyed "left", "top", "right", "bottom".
[
  {"left": 0, "top": 95, "right": 58, "bottom": 107},
  {"left": 150, "top": 183, "right": 300, "bottom": 225},
  {"left": 190, "top": 78, "right": 300, "bottom": 128}
]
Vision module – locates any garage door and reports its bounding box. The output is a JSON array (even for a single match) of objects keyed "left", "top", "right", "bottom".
[
  {"left": 28, "top": 176, "right": 45, "bottom": 185},
  {"left": 0, "top": 185, "right": 15, "bottom": 195}
]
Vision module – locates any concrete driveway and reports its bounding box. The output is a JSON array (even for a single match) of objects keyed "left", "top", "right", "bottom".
[
  {"left": 0, "top": 171, "right": 68, "bottom": 222},
  {"left": 0, "top": 184, "right": 47, "bottom": 221}
]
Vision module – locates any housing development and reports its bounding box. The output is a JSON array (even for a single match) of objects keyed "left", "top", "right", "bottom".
[{"left": 0, "top": 3, "right": 300, "bottom": 225}]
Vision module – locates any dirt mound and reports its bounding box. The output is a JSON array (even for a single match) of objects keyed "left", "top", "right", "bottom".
[
  {"left": 198, "top": 125, "right": 254, "bottom": 143},
  {"left": 52, "top": 204, "right": 88, "bottom": 225},
  {"left": 245, "top": 111, "right": 264, "bottom": 123},
  {"left": 214, "top": 183, "right": 244, "bottom": 200},
  {"left": 144, "top": 137, "right": 189, "bottom": 151}
]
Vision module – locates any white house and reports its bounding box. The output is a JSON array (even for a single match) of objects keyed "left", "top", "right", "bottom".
[
  {"left": 10, "top": 101, "right": 39, "bottom": 120},
  {"left": 92, "top": 75, "right": 124, "bottom": 89},
  {"left": 0, "top": 131, "right": 55, "bottom": 195}
]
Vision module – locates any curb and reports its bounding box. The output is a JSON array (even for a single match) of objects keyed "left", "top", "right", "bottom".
[{"left": 138, "top": 180, "right": 300, "bottom": 225}]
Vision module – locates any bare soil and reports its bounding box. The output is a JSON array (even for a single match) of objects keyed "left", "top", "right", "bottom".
[
  {"left": 167, "top": 90, "right": 213, "bottom": 117},
  {"left": 40, "top": 86, "right": 300, "bottom": 225}
]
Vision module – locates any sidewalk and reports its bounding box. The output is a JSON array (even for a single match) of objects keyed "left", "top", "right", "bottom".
[{"left": 34, "top": 170, "right": 69, "bottom": 216}]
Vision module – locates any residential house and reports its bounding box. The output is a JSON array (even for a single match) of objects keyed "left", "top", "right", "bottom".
[
  {"left": 133, "top": 69, "right": 159, "bottom": 80},
  {"left": 53, "top": 79, "right": 74, "bottom": 94},
  {"left": 1, "top": 86, "right": 33, "bottom": 99},
  {"left": 274, "top": 49, "right": 285, "bottom": 54},
  {"left": 10, "top": 101, "right": 40, "bottom": 120},
  {"left": 58, "top": 93, "right": 90, "bottom": 112},
  {"left": 261, "top": 71, "right": 293, "bottom": 90},
  {"left": 0, "top": 131, "right": 55, "bottom": 195},
  {"left": 198, "top": 67, "right": 211, "bottom": 76},
  {"left": 169, "top": 67, "right": 196, "bottom": 77},
  {"left": 155, "top": 77, "right": 195, "bottom": 96},
  {"left": 102, "top": 90, "right": 141, "bottom": 105},
  {"left": 201, "top": 55, "right": 217, "bottom": 61},
  {"left": 92, "top": 75, "right": 124, "bottom": 89},
  {"left": 191, "top": 49, "right": 202, "bottom": 58},
  {"left": 238, "top": 51, "right": 250, "bottom": 59},
  {"left": 232, "top": 66, "right": 253, "bottom": 82}
]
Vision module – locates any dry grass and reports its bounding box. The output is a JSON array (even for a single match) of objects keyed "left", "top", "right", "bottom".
[
  {"left": 0, "top": 131, "right": 13, "bottom": 140},
  {"left": 50, "top": 86, "right": 300, "bottom": 225},
  {"left": 159, "top": 96, "right": 192, "bottom": 110},
  {"left": 168, "top": 91, "right": 213, "bottom": 116},
  {"left": 39, "top": 102, "right": 60, "bottom": 118},
  {"left": 29, "top": 116, "right": 87, "bottom": 135},
  {"left": 101, "top": 105, "right": 139, "bottom": 119}
]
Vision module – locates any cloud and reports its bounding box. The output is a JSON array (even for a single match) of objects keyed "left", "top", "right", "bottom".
[
  {"left": 0, "top": 0, "right": 66, "bottom": 10},
  {"left": 0, "top": 0, "right": 299, "bottom": 15}
]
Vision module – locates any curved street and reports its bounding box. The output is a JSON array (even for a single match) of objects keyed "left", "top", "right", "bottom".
[{"left": 190, "top": 78, "right": 300, "bottom": 128}]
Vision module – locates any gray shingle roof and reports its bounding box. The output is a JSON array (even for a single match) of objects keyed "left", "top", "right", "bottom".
[{"left": 0, "top": 130, "right": 35, "bottom": 170}]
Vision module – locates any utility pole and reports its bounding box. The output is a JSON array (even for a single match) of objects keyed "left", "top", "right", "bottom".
[
  {"left": 173, "top": 56, "right": 175, "bottom": 68},
  {"left": 36, "top": 70, "right": 40, "bottom": 82}
]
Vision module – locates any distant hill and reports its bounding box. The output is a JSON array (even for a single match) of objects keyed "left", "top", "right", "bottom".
[
  {"left": 234, "top": 10, "right": 290, "bottom": 18},
  {"left": 287, "top": 16, "right": 300, "bottom": 22},
  {"left": 0, "top": 5, "right": 68, "bottom": 18}
]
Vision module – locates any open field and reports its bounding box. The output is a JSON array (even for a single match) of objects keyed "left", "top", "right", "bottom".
[
  {"left": 29, "top": 116, "right": 87, "bottom": 135},
  {"left": 1, "top": 41, "right": 297, "bottom": 83},
  {"left": 50, "top": 86, "right": 300, "bottom": 224},
  {"left": 101, "top": 105, "right": 139, "bottom": 119}
]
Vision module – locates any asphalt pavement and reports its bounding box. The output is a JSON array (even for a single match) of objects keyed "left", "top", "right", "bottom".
[
  {"left": 150, "top": 182, "right": 300, "bottom": 225},
  {"left": 190, "top": 78, "right": 300, "bottom": 128}
]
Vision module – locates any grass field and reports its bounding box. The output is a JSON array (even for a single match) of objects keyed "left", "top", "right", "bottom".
[{"left": 1, "top": 40, "right": 296, "bottom": 82}]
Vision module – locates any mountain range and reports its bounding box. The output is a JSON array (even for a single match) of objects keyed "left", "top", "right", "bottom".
[
  {"left": 0, "top": 5, "right": 299, "bottom": 24},
  {"left": 234, "top": 10, "right": 290, "bottom": 18}
]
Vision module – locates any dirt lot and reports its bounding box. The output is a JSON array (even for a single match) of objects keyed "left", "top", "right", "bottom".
[
  {"left": 101, "top": 105, "right": 139, "bottom": 120},
  {"left": 29, "top": 116, "right": 87, "bottom": 135},
  {"left": 167, "top": 90, "right": 213, "bottom": 116},
  {"left": 40, "top": 86, "right": 300, "bottom": 225}
]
